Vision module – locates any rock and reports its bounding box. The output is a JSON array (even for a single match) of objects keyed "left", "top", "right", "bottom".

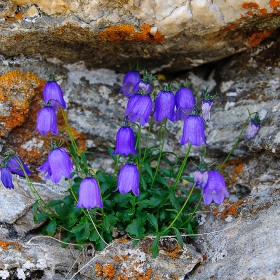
[{"left": 0, "top": 1, "right": 279, "bottom": 71}]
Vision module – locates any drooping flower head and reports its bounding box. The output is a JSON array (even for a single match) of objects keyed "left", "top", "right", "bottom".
[
  {"left": 76, "top": 177, "right": 103, "bottom": 209},
  {"left": 37, "top": 147, "right": 73, "bottom": 184},
  {"left": 35, "top": 105, "right": 58, "bottom": 136},
  {"left": 154, "top": 90, "right": 175, "bottom": 122},
  {"left": 113, "top": 126, "right": 138, "bottom": 156},
  {"left": 245, "top": 112, "right": 260, "bottom": 140},
  {"left": 125, "top": 94, "right": 153, "bottom": 126},
  {"left": 116, "top": 164, "right": 140, "bottom": 196},
  {"left": 0, "top": 167, "right": 14, "bottom": 189},
  {"left": 203, "top": 170, "right": 229, "bottom": 204},
  {"left": 201, "top": 88, "right": 216, "bottom": 122},
  {"left": 180, "top": 110, "right": 207, "bottom": 146},
  {"left": 138, "top": 80, "right": 153, "bottom": 95},
  {"left": 43, "top": 75, "right": 66, "bottom": 111},
  {"left": 201, "top": 100, "right": 214, "bottom": 122},
  {"left": 194, "top": 170, "right": 208, "bottom": 189},
  {"left": 7, "top": 156, "right": 31, "bottom": 177},
  {"left": 119, "top": 70, "right": 141, "bottom": 98},
  {"left": 175, "top": 87, "right": 196, "bottom": 121}
]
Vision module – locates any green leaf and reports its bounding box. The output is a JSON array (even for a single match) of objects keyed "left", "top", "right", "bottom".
[
  {"left": 172, "top": 227, "right": 184, "bottom": 249},
  {"left": 151, "top": 235, "right": 160, "bottom": 258},
  {"left": 155, "top": 175, "right": 170, "bottom": 188},
  {"left": 147, "top": 213, "right": 158, "bottom": 233},
  {"left": 107, "top": 146, "right": 117, "bottom": 162},
  {"left": 48, "top": 200, "right": 63, "bottom": 207},
  {"left": 170, "top": 191, "right": 180, "bottom": 211},
  {"left": 46, "top": 219, "right": 57, "bottom": 236},
  {"left": 144, "top": 161, "right": 153, "bottom": 179},
  {"left": 34, "top": 213, "right": 50, "bottom": 223},
  {"left": 140, "top": 175, "right": 147, "bottom": 191},
  {"left": 181, "top": 176, "right": 194, "bottom": 183},
  {"left": 104, "top": 215, "right": 118, "bottom": 233},
  {"left": 126, "top": 217, "right": 145, "bottom": 238}
]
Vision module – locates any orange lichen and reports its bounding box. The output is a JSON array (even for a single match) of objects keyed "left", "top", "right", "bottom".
[
  {"left": 118, "top": 237, "right": 129, "bottom": 243},
  {"left": 0, "top": 240, "right": 22, "bottom": 250},
  {"left": 95, "top": 263, "right": 103, "bottom": 277},
  {"left": 242, "top": 2, "right": 259, "bottom": 9},
  {"left": 5, "top": 10, "right": 23, "bottom": 23},
  {"left": 95, "top": 263, "right": 115, "bottom": 279},
  {"left": 171, "top": 275, "right": 179, "bottom": 280},
  {"left": 220, "top": 200, "right": 243, "bottom": 219},
  {"left": 222, "top": 160, "right": 245, "bottom": 184},
  {"left": 212, "top": 208, "right": 219, "bottom": 216},
  {"left": 248, "top": 31, "right": 273, "bottom": 48},
  {"left": 221, "top": 23, "right": 237, "bottom": 33},
  {"left": 99, "top": 24, "right": 165, "bottom": 43},
  {"left": 165, "top": 245, "right": 182, "bottom": 258},
  {"left": 270, "top": 0, "right": 280, "bottom": 9}
]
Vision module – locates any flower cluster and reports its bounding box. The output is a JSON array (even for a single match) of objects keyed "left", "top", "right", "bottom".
[{"left": 0, "top": 151, "right": 30, "bottom": 189}]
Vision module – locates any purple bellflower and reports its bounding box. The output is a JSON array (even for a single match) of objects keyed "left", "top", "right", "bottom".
[
  {"left": 125, "top": 94, "right": 153, "bottom": 126},
  {"left": 113, "top": 126, "right": 138, "bottom": 156},
  {"left": 245, "top": 120, "right": 260, "bottom": 140},
  {"left": 203, "top": 170, "right": 230, "bottom": 205},
  {"left": 202, "top": 100, "right": 214, "bottom": 122},
  {"left": 76, "top": 177, "right": 103, "bottom": 209},
  {"left": 138, "top": 80, "right": 153, "bottom": 94},
  {"left": 194, "top": 170, "right": 208, "bottom": 189},
  {"left": 154, "top": 91, "right": 175, "bottom": 122},
  {"left": 175, "top": 88, "right": 196, "bottom": 121},
  {"left": 35, "top": 106, "right": 58, "bottom": 136},
  {"left": 245, "top": 113, "right": 260, "bottom": 140},
  {"left": 180, "top": 114, "right": 207, "bottom": 146},
  {"left": 43, "top": 79, "right": 66, "bottom": 111},
  {"left": 1, "top": 167, "right": 14, "bottom": 189},
  {"left": 119, "top": 70, "right": 141, "bottom": 98},
  {"left": 116, "top": 164, "right": 140, "bottom": 196},
  {"left": 37, "top": 147, "right": 73, "bottom": 184},
  {"left": 7, "top": 156, "right": 31, "bottom": 177}
]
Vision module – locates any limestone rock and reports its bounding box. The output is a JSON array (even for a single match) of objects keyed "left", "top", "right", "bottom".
[{"left": 0, "top": 1, "right": 279, "bottom": 71}]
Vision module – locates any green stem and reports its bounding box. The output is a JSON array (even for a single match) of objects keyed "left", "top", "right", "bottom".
[
  {"left": 61, "top": 109, "right": 80, "bottom": 155},
  {"left": 217, "top": 118, "right": 250, "bottom": 171},
  {"left": 179, "top": 193, "right": 202, "bottom": 229},
  {"left": 151, "top": 119, "right": 167, "bottom": 187},
  {"left": 113, "top": 154, "right": 120, "bottom": 177},
  {"left": 162, "top": 185, "right": 195, "bottom": 234}
]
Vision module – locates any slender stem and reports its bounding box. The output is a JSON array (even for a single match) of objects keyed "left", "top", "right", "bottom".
[
  {"left": 137, "top": 125, "right": 142, "bottom": 159},
  {"left": 87, "top": 210, "right": 108, "bottom": 245},
  {"left": 151, "top": 119, "right": 167, "bottom": 187},
  {"left": 61, "top": 109, "right": 80, "bottom": 155},
  {"left": 162, "top": 185, "right": 195, "bottom": 234},
  {"left": 179, "top": 193, "right": 202, "bottom": 228},
  {"left": 217, "top": 118, "right": 250, "bottom": 171},
  {"left": 113, "top": 154, "right": 120, "bottom": 177}
]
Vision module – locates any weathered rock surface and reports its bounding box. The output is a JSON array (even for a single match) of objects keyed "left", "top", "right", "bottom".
[{"left": 0, "top": 1, "right": 279, "bottom": 71}]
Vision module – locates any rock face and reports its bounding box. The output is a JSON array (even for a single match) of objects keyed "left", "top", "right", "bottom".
[
  {"left": 0, "top": 1, "right": 279, "bottom": 71},
  {"left": 0, "top": 1, "right": 280, "bottom": 279}
]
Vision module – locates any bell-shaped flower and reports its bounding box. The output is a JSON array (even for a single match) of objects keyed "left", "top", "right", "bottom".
[
  {"left": 35, "top": 106, "right": 58, "bottom": 136},
  {"left": 113, "top": 126, "right": 138, "bottom": 156},
  {"left": 76, "top": 177, "right": 103, "bottom": 209},
  {"left": 119, "top": 70, "right": 141, "bottom": 98},
  {"left": 138, "top": 80, "right": 153, "bottom": 94},
  {"left": 180, "top": 115, "right": 207, "bottom": 146},
  {"left": 203, "top": 170, "right": 230, "bottom": 204},
  {"left": 1, "top": 167, "right": 14, "bottom": 189},
  {"left": 202, "top": 100, "right": 214, "bottom": 122},
  {"left": 37, "top": 147, "right": 73, "bottom": 183},
  {"left": 194, "top": 170, "right": 208, "bottom": 188},
  {"left": 116, "top": 164, "right": 140, "bottom": 196},
  {"left": 245, "top": 119, "right": 260, "bottom": 140},
  {"left": 43, "top": 80, "right": 66, "bottom": 111},
  {"left": 154, "top": 91, "right": 175, "bottom": 122},
  {"left": 175, "top": 88, "right": 196, "bottom": 121},
  {"left": 7, "top": 156, "right": 31, "bottom": 177},
  {"left": 125, "top": 94, "right": 153, "bottom": 126}
]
